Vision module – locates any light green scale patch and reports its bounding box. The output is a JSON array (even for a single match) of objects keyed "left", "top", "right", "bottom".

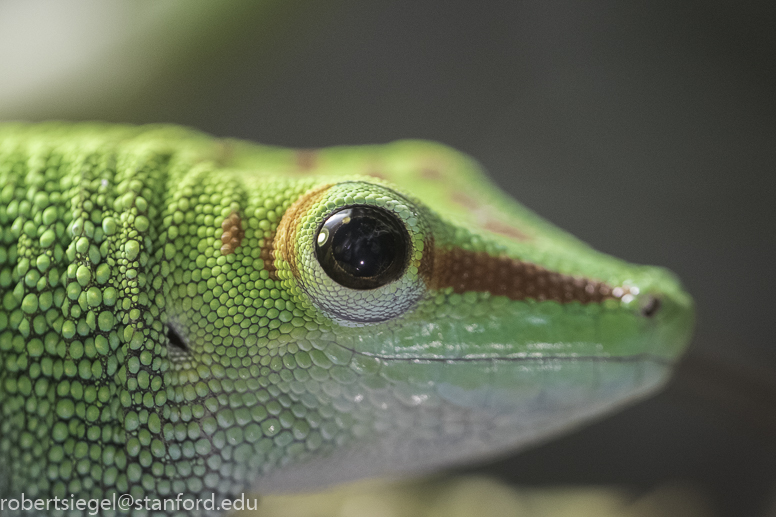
[{"left": 0, "top": 123, "right": 692, "bottom": 516}]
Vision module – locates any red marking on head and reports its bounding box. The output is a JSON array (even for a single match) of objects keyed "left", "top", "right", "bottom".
[
  {"left": 364, "top": 167, "right": 388, "bottom": 181},
  {"left": 450, "top": 191, "right": 481, "bottom": 210},
  {"left": 450, "top": 191, "right": 530, "bottom": 241},
  {"left": 260, "top": 230, "right": 278, "bottom": 280},
  {"left": 430, "top": 247, "right": 628, "bottom": 304},
  {"left": 483, "top": 219, "right": 529, "bottom": 241},
  {"left": 269, "top": 184, "right": 334, "bottom": 280},
  {"left": 296, "top": 150, "right": 318, "bottom": 171},
  {"left": 420, "top": 167, "right": 443, "bottom": 180},
  {"left": 220, "top": 212, "right": 244, "bottom": 255}
]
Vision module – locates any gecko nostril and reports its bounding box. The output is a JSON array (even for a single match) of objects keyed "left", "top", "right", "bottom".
[
  {"left": 641, "top": 296, "right": 661, "bottom": 318},
  {"left": 166, "top": 325, "right": 189, "bottom": 353}
]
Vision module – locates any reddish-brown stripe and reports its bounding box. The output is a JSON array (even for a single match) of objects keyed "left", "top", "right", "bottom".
[
  {"left": 420, "top": 167, "right": 443, "bottom": 180},
  {"left": 430, "top": 247, "right": 626, "bottom": 304},
  {"left": 449, "top": 191, "right": 531, "bottom": 242},
  {"left": 296, "top": 149, "right": 318, "bottom": 171},
  {"left": 266, "top": 184, "right": 334, "bottom": 280},
  {"left": 482, "top": 219, "right": 529, "bottom": 242},
  {"left": 220, "top": 212, "right": 244, "bottom": 255},
  {"left": 260, "top": 229, "right": 277, "bottom": 280}
]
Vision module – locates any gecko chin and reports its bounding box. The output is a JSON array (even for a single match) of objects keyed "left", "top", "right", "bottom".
[{"left": 254, "top": 354, "right": 670, "bottom": 493}]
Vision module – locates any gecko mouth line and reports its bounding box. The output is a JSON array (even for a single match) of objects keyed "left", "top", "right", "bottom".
[{"left": 338, "top": 348, "right": 673, "bottom": 367}]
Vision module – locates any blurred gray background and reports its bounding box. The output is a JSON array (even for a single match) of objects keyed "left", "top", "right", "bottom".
[{"left": 1, "top": 1, "right": 774, "bottom": 516}]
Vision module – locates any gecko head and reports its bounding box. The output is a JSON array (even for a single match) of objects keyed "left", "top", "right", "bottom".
[
  {"left": 250, "top": 171, "right": 694, "bottom": 491},
  {"left": 163, "top": 143, "right": 693, "bottom": 494}
]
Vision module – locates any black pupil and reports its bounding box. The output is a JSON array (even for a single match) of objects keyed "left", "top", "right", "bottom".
[{"left": 316, "top": 206, "right": 409, "bottom": 290}]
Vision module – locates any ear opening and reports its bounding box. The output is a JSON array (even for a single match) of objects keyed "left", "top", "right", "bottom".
[{"left": 166, "top": 323, "right": 189, "bottom": 354}]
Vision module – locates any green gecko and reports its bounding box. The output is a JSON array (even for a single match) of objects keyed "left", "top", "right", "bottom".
[{"left": 0, "top": 122, "right": 694, "bottom": 516}]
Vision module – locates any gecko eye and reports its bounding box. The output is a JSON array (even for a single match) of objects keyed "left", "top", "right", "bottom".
[
  {"left": 315, "top": 206, "right": 410, "bottom": 289},
  {"left": 287, "top": 182, "right": 428, "bottom": 324}
]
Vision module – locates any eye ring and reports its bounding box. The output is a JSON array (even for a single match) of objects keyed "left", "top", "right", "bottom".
[
  {"left": 315, "top": 206, "right": 410, "bottom": 290},
  {"left": 282, "top": 181, "right": 429, "bottom": 325}
]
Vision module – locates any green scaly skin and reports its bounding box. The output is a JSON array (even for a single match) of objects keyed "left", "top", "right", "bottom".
[{"left": 0, "top": 123, "right": 694, "bottom": 516}]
